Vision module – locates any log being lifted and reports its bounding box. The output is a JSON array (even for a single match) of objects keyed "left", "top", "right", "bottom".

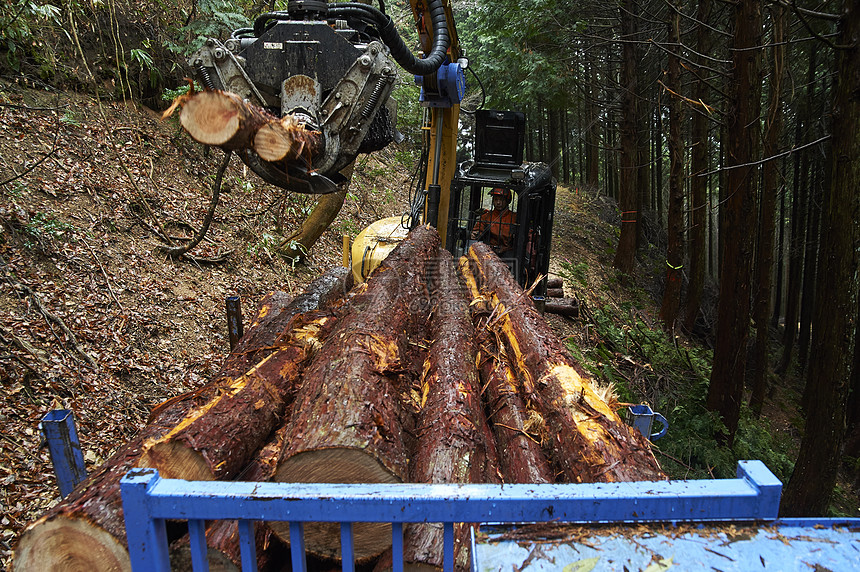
[
  {"left": 271, "top": 226, "right": 440, "bottom": 562},
  {"left": 459, "top": 257, "right": 553, "bottom": 485},
  {"left": 165, "top": 88, "right": 322, "bottom": 161},
  {"left": 402, "top": 251, "right": 501, "bottom": 571},
  {"left": 138, "top": 268, "right": 353, "bottom": 481},
  {"left": 12, "top": 268, "right": 352, "bottom": 572},
  {"left": 467, "top": 243, "right": 665, "bottom": 483}
]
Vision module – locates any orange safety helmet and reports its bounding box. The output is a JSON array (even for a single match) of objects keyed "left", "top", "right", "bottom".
[{"left": 489, "top": 187, "right": 512, "bottom": 202}]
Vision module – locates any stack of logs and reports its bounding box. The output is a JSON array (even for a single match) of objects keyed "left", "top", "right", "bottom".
[{"left": 13, "top": 226, "right": 664, "bottom": 572}]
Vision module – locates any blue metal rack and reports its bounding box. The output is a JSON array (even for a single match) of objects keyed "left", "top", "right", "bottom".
[{"left": 120, "top": 460, "right": 783, "bottom": 572}]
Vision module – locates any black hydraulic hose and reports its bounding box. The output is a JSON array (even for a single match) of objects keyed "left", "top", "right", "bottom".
[
  {"left": 329, "top": 1, "right": 450, "bottom": 76},
  {"left": 252, "top": 11, "right": 291, "bottom": 37},
  {"left": 250, "top": 1, "right": 449, "bottom": 76}
]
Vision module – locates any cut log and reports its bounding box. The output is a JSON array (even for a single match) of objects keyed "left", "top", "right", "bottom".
[
  {"left": 254, "top": 115, "right": 322, "bottom": 162},
  {"left": 403, "top": 252, "right": 501, "bottom": 571},
  {"left": 166, "top": 89, "right": 322, "bottom": 161},
  {"left": 467, "top": 242, "right": 665, "bottom": 483},
  {"left": 176, "top": 90, "right": 273, "bottom": 150},
  {"left": 13, "top": 271, "right": 351, "bottom": 572},
  {"left": 270, "top": 226, "right": 441, "bottom": 562},
  {"left": 169, "top": 425, "right": 291, "bottom": 572},
  {"left": 544, "top": 298, "right": 580, "bottom": 318},
  {"left": 459, "top": 256, "right": 553, "bottom": 485},
  {"left": 546, "top": 287, "right": 564, "bottom": 298},
  {"left": 546, "top": 277, "right": 563, "bottom": 289},
  {"left": 137, "top": 309, "right": 334, "bottom": 480}
]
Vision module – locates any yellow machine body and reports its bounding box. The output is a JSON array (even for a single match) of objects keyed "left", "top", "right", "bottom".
[{"left": 350, "top": 216, "right": 410, "bottom": 283}]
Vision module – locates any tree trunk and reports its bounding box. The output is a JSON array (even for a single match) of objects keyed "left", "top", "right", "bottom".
[
  {"left": 750, "top": 4, "right": 785, "bottom": 417},
  {"left": 781, "top": 0, "right": 860, "bottom": 514},
  {"left": 137, "top": 309, "right": 336, "bottom": 481},
  {"left": 771, "top": 164, "right": 787, "bottom": 328},
  {"left": 705, "top": 0, "right": 761, "bottom": 443},
  {"left": 12, "top": 273, "right": 350, "bottom": 572},
  {"left": 138, "top": 268, "right": 353, "bottom": 480},
  {"left": 613, "top": 0, "right": 639, "bottom": 275},
  {"left": 797, "top": 168, "right": 822, "bottom": 375},
  {"left": 660, "top": 0, "right": 684, "bottom": 330},
  {"left": 403, "top": 251, "right": 500, "bottom": 571},
  {"left": 270, "top": 226, "right": 439, "bottom": 562},
  {"left": 467, "top": 243, "right": 665, "bottom": 483},
  {"left": 682, "top": 0, "right": 713, "bottom": 332},
  {"left": 778, "top": 44, "right": 817, "bottom": 376},
  {"left": 586, "top": 57, "right": 600, "bottom": 188}
]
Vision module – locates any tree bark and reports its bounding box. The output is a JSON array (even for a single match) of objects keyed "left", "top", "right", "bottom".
[
  {"left": 682, "top": 0, "right": 713, "bottom": 332},
  {"left": 777, "top": 44, "right": 817, "bottom": 376},
  {"left": 659, "top": 0, "right": 684, "bottom": 330},
  {"left": 460, "top": 257, "right": 554, "bottom": 484},
  {"left": 706, "top": 0, "right": 761, "bottom": 443},
  {"left": 403, "top": 251, "right": 500, "bottom": 571},
  {"left": 468, "top": 243, "right": 665, "bottom": 483},
  {"left": 168, "top": 425, "right": 291, "bottom": 572},
  {"left": 138, "top": 268, "right": 353, "bottom": 481},
  {"left": 270, "top": 226, "right": 439, "bottom": 562},
  {"left": 750, "top": 4, "right": 785, "bottom": 417},
  {"left": 612, "top": 0, "right": 640, "bottom": 276},
  {"left": 137, "top": 309, "right": 336, "bottom": 480},
  {"left": 12, "top": 272, "right": 351, "bottom": 572},
  {"left": 781, "top": 0, "right": 860, "bottom": 514}
]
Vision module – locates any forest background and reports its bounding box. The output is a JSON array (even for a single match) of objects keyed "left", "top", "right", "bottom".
[{"left": 0, "top": 0, "right": 858, "bottom": 540}]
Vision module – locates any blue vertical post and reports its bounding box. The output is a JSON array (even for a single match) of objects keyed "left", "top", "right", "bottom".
[
  {"left": 41, "top": 409, "right": 87, "bottom": 497},
  {"left": 120, "top": 469, "right": 171, "bottom": 572}
]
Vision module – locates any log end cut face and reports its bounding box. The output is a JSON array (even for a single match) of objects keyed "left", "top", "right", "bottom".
[
  {"left": 13, "top": 515, "right": 131, "bottom": 572},
  {"left": 272, "top": 447, "right": 400, "bottom": 562},
  {"left": 138, "top": 440, "right": 214, "bottom": 481},
  {"left": 179, "top": 91, "right": 241, "bottom": 147}
]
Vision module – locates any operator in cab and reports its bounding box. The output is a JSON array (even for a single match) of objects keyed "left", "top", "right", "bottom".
[{"left": 471, "top": 187, "right": 516, "bottom": 257}]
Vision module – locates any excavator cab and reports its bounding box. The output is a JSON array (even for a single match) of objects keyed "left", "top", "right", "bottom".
[{"left": 445, "top": 110, "right": 556, "bottom": 297}]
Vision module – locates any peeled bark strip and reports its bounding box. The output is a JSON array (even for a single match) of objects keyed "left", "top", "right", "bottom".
[
  {"left": 404, "top": 252, "right": 500, "bottom": 571},
  {"left": 170, "top": 426, "right": 291, "bottom": 572},
  {"left": 271, "top": 226, "right": 440, "bottom": 562},
  {"left": 468, "top": 242, "right": 665, "bottom": 483},
  {"left": 13, "top": 272, "right": 351, "bottom": 572},
  {"left": 459, "top": 257, "right": 552, "bottom": 484}
]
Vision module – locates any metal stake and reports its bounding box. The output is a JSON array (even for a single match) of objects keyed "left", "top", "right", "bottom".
[
  {"left": 41, "top": 409, "right": 87, "bottom": 497},
  {"left": 226, "top": 296, "right": 244, "bottom": 350}
]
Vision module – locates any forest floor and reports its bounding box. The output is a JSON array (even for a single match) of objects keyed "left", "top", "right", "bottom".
[{"left": 0, "top": 79, "right": 857, "bottom": 568}]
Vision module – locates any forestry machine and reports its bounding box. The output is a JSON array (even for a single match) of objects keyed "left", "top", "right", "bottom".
[{"left": 189, "top": 0, "right": 555, "bottom": 294}]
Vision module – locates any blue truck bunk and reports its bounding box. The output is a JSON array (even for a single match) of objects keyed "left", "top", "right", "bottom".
[
  {"left": 118, "top": 462, "right": 860, "bottom": 572},
  {"left": 41, "top": 409, "right": 860, "bottom": 571}
]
